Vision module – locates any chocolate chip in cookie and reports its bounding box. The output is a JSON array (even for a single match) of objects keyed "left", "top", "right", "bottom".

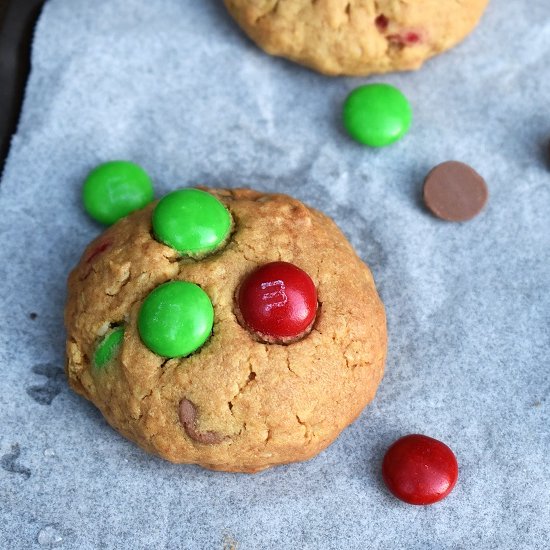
[{"left": 179, "top": 399, "right": 225, "bottom": 445}]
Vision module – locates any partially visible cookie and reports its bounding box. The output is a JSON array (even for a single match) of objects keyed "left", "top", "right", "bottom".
[
  {"left": 224, "top": 0, "right": 490, "bottom": 76},
  {"left": 65, "top": 188, "right": 387, "bottom": 472}
]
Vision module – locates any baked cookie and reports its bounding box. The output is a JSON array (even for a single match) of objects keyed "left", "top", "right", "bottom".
[
  {"left": 224, "top": 0, "right": 490, "bottom": 76},
  {"left": 65, "top": 188, "right": 387, "bottom": 472}
]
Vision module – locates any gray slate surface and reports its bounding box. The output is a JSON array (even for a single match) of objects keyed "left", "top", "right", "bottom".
[{"left": 1, "top": 0, "right": 549, "bottom": 548}]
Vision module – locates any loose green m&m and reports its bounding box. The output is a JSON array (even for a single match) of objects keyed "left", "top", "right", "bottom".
[
  {"left": 94, "top": 326, "right": 125, "bottom": 369},
  {"left": 83, "top": 161, "right": 154, "bottom": 225},
  {"left": 342, "top": 84, "right": 412, "bottom": 147},
  {"left": 152, "top": 189, "right": 231, "bottom": 256},
  {"left": 138, "top": 281, "right": 214, "bottom": 358}
]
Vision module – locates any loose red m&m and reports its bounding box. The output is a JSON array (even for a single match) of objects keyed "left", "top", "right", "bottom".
[
  {"left": 237, "top": 261, "right": 317, "bottom": 343},
  {"left": 382, "top": 434, "right": 459, "bottom": 505}
]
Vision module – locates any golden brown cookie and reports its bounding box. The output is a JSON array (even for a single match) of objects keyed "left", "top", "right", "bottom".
[
  {"left": 65, "top": 188, "right": 387, "bottom": 472},
  {"left": 224, "top": 0, "right": 490, "bottom": 76}
]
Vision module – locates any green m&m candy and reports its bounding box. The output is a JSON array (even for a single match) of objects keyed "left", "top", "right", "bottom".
[
  {"left": 83, "top": 161, "right": 154, "bottom": 225},
  {"left": 138, "top": 281, "right": 214, "bottom": 358},
  {"left": 94, "top": 326, "right": 125, "bottom": 369},
  {"left": 152, "top": 189, "right": 231, "bottom": 257},
  {"left": 342, "top": 84, "right": 412, "bottom": 147}
]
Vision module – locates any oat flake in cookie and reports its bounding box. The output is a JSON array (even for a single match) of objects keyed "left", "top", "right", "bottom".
[
  {"left": 65, "top": 188, "right": 387, "bottom": 472},
  {"left": 224, "top": 0, "right": 490, "bottom": 76}
]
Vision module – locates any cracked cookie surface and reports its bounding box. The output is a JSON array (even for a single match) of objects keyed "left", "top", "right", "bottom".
[
  {"left": 224, "top": 0, "right": 490, "bottom": 76},
  {"left": 65, "top": 188, "right": 387, "bottom": 472}
]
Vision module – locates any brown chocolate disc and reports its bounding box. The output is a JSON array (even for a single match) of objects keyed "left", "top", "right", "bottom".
[{"left": 423, "top": 161, "right": 488, "bottom": 222}]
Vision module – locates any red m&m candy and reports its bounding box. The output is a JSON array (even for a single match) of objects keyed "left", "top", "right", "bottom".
[
  {"left": 237, "top": 261, "right": 318, "bottom": 343},
  {"left": 382, "top": 434, "right": 459, "bottom": 505}
]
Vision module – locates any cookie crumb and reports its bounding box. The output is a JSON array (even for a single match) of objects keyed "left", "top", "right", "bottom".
[{"left": 222, "top": 534, "right": 239, "bottom": 550}]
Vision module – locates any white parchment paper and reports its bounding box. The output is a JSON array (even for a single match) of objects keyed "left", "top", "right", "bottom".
[{"left": 1, "top": 0, "right": 549, "bottom": 548}]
